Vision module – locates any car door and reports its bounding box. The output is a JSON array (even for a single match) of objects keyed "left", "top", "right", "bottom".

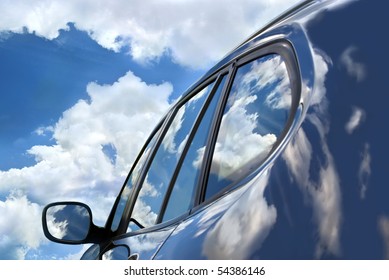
[
  {"left": 154, "top": 43, "right": 301, "bottom": 259},
  {"left": 97, "top": 72, "right": 229, "bottom": 260}
]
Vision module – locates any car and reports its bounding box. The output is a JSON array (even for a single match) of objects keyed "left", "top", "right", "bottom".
[{"left": 41, "top": 0, "right": 389, "bottom": 260}]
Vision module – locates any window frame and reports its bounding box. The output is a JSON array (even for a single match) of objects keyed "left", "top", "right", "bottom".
[
  {"left": 193, "top": 40, "right": 301, "bottom": 210},
  {"left": 129, "top": 76, "right": 220, "bottom": 228},
  {"left": 120, "top": 68, "right": 230, "bottom": 233},
  {"left": 105, "top": 116, "right": 166, "bottom": 234},
  {"left": 156, "top": 72, "right": 230, "bottom": 224}
]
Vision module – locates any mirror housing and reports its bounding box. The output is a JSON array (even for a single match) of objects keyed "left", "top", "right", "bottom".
[{"left": 42, "top": 201, "right": 108, "bottom": 244}]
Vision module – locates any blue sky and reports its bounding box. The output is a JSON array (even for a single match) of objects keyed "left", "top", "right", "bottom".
[
  {"left": 0, "top": 24, "right": 199, "bottom": 170},
  {"left": 0, "top": 0, "right": 298, "bottom": 259}
]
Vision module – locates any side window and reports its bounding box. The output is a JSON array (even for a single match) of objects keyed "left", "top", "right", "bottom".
[
  {"left": 161, "top": 75, "right": 227, "bottom": 222},
  {"left": 110, "top": 126, "right": 161, "bottom": 231},
  {"left": 205, "top": 54, "right": 292, "bottom": 200},
  {"left": 130, "top": 81, "right": 216, "bottom": 229}
]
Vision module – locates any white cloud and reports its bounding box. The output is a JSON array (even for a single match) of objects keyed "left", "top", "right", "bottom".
[
  {"left": 0, "top": 71, "right": 171, "bottom": 202},
  {"left": 0, "top": 191, "right": 45, "bottom": 259},
  {"left": 34, "top": 126, "right": 54, "bottom": 136},
  {"left": 55, "top": 71, "right": 172, "bottom": 175},
  {"left": 0, "top": 0, "right": 300, "bottom": 69},
  {"left": 345, "top": 107, "right": 365, "bottom": 134}
]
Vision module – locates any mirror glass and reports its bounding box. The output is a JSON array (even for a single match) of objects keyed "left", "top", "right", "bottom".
[{"left": 45, "top": 203, "right": 91, "bottom": 242}]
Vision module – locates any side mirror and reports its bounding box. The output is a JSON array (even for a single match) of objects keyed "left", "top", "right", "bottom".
[{"left": 42, "top": 202, "right": 94, "bottom": 244}]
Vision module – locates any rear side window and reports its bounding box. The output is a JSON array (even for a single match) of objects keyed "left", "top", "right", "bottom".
[{"left": 205, "top": 54, "right": 292, "bottom": 200}]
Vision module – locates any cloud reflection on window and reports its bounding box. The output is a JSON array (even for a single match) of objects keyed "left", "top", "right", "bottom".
[
  {"left": 131, "top": 82, "right": 214, "bottom": 228},
  {"left": 111, "top": 131, "right": 159, "bottom": 231},
  {"left": 205, "top": 54, "right": 291, "bottom": 200}
]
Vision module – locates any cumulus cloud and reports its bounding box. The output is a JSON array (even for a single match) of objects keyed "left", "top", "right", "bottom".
[
  {"left": 55, "top": 71, "right": 172, "bottom": 176},
  {"left": 0, "top": 191, "right": 45, "bottom": 259},
  {"left": 0, "top": 71, "right": 171, "bottom": 202},
  {"left": 0, "top": 72, "right": 172, "bottom": 190},
  {"left": 0, "top": 0, "right": 299, "bottom": 68}
]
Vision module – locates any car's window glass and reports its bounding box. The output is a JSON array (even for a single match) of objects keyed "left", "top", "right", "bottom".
[
  {"left": 110, "top": 127, "right": 160, "bottom": 231},
  {"left": 162, "top": 75, "right": 227, "bottom": 222},
  {"left": 205, "top": 54, "right": 292, "bottom": 200},
  {"left": 131, "top": 81, "right": 215, "bottom": 229}
]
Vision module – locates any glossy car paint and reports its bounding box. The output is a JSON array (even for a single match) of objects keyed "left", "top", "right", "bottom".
[{"left": 64, "top": 0, "right": 388, "bottom": 259}]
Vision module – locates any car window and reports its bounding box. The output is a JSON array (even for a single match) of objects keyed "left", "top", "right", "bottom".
[
  {"left": 130, "top": 81, "right": 216, "bottom": 229},
  {"left": 110, "top": 126, "right": 161, "bottom": 231},
  {"left": 161, "top": 75, "right": 227, "bottom": 222},
  {"left": 205, "top": 54, "right": 292, "bottom": 200}
]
